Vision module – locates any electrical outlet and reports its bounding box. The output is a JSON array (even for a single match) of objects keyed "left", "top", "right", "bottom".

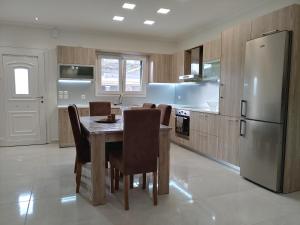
[
  {"left": 81, "top": 94, "right": 86, "bottom": 100},
  {"left": 177, "top": 95, "right": 181, "bottom": 100}
]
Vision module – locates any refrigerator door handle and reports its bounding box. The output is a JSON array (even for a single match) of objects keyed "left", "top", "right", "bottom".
[
  {"left": 240, "top": 120, "right": 246, "bottom": 137},
  {"left": 241, "top": 100, "right": 247, "bottom": 117}
]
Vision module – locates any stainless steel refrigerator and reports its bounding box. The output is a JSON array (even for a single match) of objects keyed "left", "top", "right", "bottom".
[{"left": 240, "top": 31, "right": 291, "bottom": 192}]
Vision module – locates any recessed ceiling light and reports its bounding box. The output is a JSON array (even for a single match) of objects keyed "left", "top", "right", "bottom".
[
  {"left": 122, "top": 3, "right": 136, "bottom": 10},
  {"left": 34, "top": 16, "right": 39, "bottom": 21},
  {"left": 113, "top": 16, "right": 124, "bottom": 22},
  {"left": 157, "top": 8, "right": 170, "bottom": 14},
  {"left": 144, "top": 20, "right": 155, "bottom": 25}
]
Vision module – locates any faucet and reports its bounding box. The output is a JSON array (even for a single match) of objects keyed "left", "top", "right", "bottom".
[{"left": 114, "top": 94, "right": 123, "bottom": 105}]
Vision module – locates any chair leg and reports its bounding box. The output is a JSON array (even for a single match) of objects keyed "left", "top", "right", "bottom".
[
  {"left": 124, "top": 175, "right": 129, "bottom": 210},
  {"left": 74, "top": 156, "right": 77, "bottom": 173},
  {"left": 130, "top": 175, "right": 134, "bottom": 189},
  {"left": 153, "top": 171, "right": 158, "bottom": 206},
  {"left": 76, "top": 162, "right": 82, "bottom": 193},
  {"left": 110, "top": 167, "right": 115, "bottom": 193},
  {"left": 115, "top": 169, "right": 120, "bottom": 191},
  {"left": 142, "top": 173, "right": 147, "bottom": 189}
]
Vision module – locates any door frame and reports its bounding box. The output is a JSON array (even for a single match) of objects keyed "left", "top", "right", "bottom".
[{"left": 0, "top": 47, "right": 47, "bottom": 146}]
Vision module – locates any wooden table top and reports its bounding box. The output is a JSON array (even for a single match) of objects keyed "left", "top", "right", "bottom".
[{"left": 80, "top": 116, "right": 171, "bottom": 135}]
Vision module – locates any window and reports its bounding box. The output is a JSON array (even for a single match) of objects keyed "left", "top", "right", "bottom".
[
  {"left": 14, "top": 68, "right": 29, "bottom": 95},
  {"left": 97, "top": 54, "right": 147, "bottom": 96}
]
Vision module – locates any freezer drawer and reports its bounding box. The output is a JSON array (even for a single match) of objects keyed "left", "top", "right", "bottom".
[{"left": 240, "top": 119, "right": 284, "bottom": 192}]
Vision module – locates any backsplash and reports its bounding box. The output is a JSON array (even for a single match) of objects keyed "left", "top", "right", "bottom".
[
  {"left": 57, "top": 81, "right": 219, "bottom": 109},
  {"left": 175, "top": 81, "right": 220, "bottom": 110},
  {"left": 57, "top": 82, "right": 176, "bottom": 106}
]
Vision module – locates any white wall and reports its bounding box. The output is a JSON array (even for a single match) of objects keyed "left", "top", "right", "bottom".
[
  {"left": 177, "top": 0, "right": 300, "bottom": 50},
  {"left": 0, "top": 24, "right": 177, "bottom": 142}
]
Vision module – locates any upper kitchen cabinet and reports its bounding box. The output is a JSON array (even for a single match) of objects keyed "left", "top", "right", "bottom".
[
  {"left": 203, "top": 37, "right": 221, "bottom": 62},
  {"left": 219, "top": 22, "right": 251, "bottom": 117},
  {"left": 149, "top": 54, "right": 173, "bottom": 83},
  {"left": 57, "top": 46, "right": 96, "bottom": 65},
  {"left": 171, "top": 51, "right": 185, "bottom": 83},
  {"left": 251, "top": 5, "right": 295, "bottom": 39}
]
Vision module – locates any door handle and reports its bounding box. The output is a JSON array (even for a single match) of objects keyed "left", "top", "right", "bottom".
[
  {"left": 240, "top": 120, "right": 246, "bottom": 137},
  {"left": 36, "top": 96, "right": 44, "bottom": 99},
  {"left": 241, "top": 100, "right": 247, "bottom": 117}
]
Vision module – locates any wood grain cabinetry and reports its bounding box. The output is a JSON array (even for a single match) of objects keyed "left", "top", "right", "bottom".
[
  {"left": 149, "top": 54, "right": 173, "bottom": 83},
  {"left": 217, "top": 116, "right": 240, "bottom": 166},
  {"left": 57, "top": 46, "right": 96, "bottom": 65},
  {"left": 251, "top": 5, "right": 294, "bottom": 39},
  {"left": 203, "top": 37, "right": 221, "bottom": 62},
  {"left": 171, "top": 51, "right": 185, "bottom": 82},
  {"left": 219, "top": 22, "right": 251, "bottom": 117},
  {"left": 171, "top": 111, "right": 219, "bottom": 160}
]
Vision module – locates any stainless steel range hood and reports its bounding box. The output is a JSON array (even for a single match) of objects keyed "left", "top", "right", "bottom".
[{"left": 179, "top": 47, "right": 203, "bottom": 82}]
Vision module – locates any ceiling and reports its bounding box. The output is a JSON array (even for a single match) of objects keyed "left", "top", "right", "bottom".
[{"left": 0, "top": 0, "right": 277, "bottom": 41}]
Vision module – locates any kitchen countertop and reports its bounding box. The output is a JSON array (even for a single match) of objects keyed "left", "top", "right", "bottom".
[{"left": 57, "top": 104, "right": 219, "bottom": 114}]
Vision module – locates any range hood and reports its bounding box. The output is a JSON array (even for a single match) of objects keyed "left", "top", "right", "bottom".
[{"left": 179, "top": 46, "right": 203, "bottom": 82}]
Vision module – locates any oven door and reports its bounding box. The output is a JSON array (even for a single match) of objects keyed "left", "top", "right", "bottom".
[{"left": 175, "top": 115, "right": 190, "bottom": 137}]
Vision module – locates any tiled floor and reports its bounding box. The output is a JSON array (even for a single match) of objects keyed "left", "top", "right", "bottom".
[{"left": 0, "top": 143, "right": 299, "bottom": 225}]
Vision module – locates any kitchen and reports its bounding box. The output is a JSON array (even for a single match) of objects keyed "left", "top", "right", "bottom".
[{"left": 0, "top": 0, "right": 300, "bottom": 224}]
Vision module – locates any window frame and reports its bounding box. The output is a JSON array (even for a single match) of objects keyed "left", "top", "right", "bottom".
[{"left": 96, "top": 53, "right": 147, "bottom": 97}]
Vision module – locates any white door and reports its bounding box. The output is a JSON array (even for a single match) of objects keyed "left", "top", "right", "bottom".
[{"left": 1, "top": 54, "right": 46, "bottom": 146}]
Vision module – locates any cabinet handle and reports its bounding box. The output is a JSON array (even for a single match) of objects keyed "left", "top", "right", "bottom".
[
  {"left": 240, "top": 120, "right": 246, "bottom": 136},
  {"left": 241, "top": 100, "right": 247, "bottom": 117},
  {"left": 262, "top": 30, "right": 279, "bottom": 36}
]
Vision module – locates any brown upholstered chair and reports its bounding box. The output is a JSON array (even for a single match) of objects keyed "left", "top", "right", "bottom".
[
  {"left": 68, "top": 105, "right": 91, "bottom": 193},
  {"left": 142, "top": 103, "right": 156, "bottom": 109},
  {"left": 157, "top": 104, "right": 172, "bottom": 126},
  {"left": 89, "top": 101, "right": 111, "bottom": 116},
  {"left": 109, "top": 109, "right": 161, "bottom": 210}
]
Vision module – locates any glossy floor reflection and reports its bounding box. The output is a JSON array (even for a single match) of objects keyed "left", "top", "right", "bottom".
[{"left": 0, "top": 143, "right": 299, "bottom": 225}]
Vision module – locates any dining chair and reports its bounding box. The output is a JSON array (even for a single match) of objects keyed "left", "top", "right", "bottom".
[
  {"left": 68, "top": 105, "right": 91, "bottom": 193},
  {"left": 89, "top": 101, "right": 111, "bottom": 116},
  {"left": 109, "top": 109, "right": 161, "bottom": 210},
  {"left": 142, "top": 103, "right": 156, "bottom": 108},
  {"left": 157, "top": 104, "right": 172, "bottom": 126},
  {"left": 139, "top": 104, "right": 172, "bottom": 189}
]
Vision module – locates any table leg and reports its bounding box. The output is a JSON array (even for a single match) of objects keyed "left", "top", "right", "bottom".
[
  {"left": 158, "top": 130, "right": 170, "bottom": 195},
  {"left": 90, "top": 134, "right": 106, "bottom": 205}
]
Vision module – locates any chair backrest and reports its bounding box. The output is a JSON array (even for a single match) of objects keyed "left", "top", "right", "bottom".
[
  {"left": 142, "top": 103, "right": 156, "bottom": 109},
  {"left": 89, "top": 101, "right": 111, "bottom": 116},
  {"left": 157, "top": 104, "right": 172, "bottom": 126},
  {"left": 68, "top": 105, "right": 90, "bottom": 163},
  {"left": 122, "top": 109, "right": 161, "bottom": 174}
]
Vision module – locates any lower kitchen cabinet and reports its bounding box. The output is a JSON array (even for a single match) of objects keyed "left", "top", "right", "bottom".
[{"left": 217, "top": 116, "right": 240, "bottom": 166}]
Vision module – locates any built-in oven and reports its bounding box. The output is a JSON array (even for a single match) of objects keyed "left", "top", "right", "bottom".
[{"left": 175, "top": 109, "right": 190, "bottom": 138}]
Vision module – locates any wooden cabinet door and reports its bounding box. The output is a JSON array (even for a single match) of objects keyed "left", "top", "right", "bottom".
[
  {"left": 251, "top": 5, "right": 295, "bottom": 39},
  {"left": 203, "top": 37, "right": 221, "bottom": 62},
  {"left": 190, "top": 112, "right": 208, "bottom": 133},
  {"left": 149, "top": 54, "right": 172, "bottom": 83},
  {"left": 171, "top": 51, "right": 184, "bottom": 82},
  {"left": 217, "top": 116, "right": 240, "bottom": 166},
  {"left": 58, "top": 108, "right": 75, "bottom": 147},
  {"left": 219, "top": 22, "right": 251, "bottom": 117},
  {"left": 57, "top": 46, "right": 96, "bottom": 65}
]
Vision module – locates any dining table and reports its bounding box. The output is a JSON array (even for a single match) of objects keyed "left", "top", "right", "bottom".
[{"left": 79, "top": 115, "right": 172, "bottom": 206}]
